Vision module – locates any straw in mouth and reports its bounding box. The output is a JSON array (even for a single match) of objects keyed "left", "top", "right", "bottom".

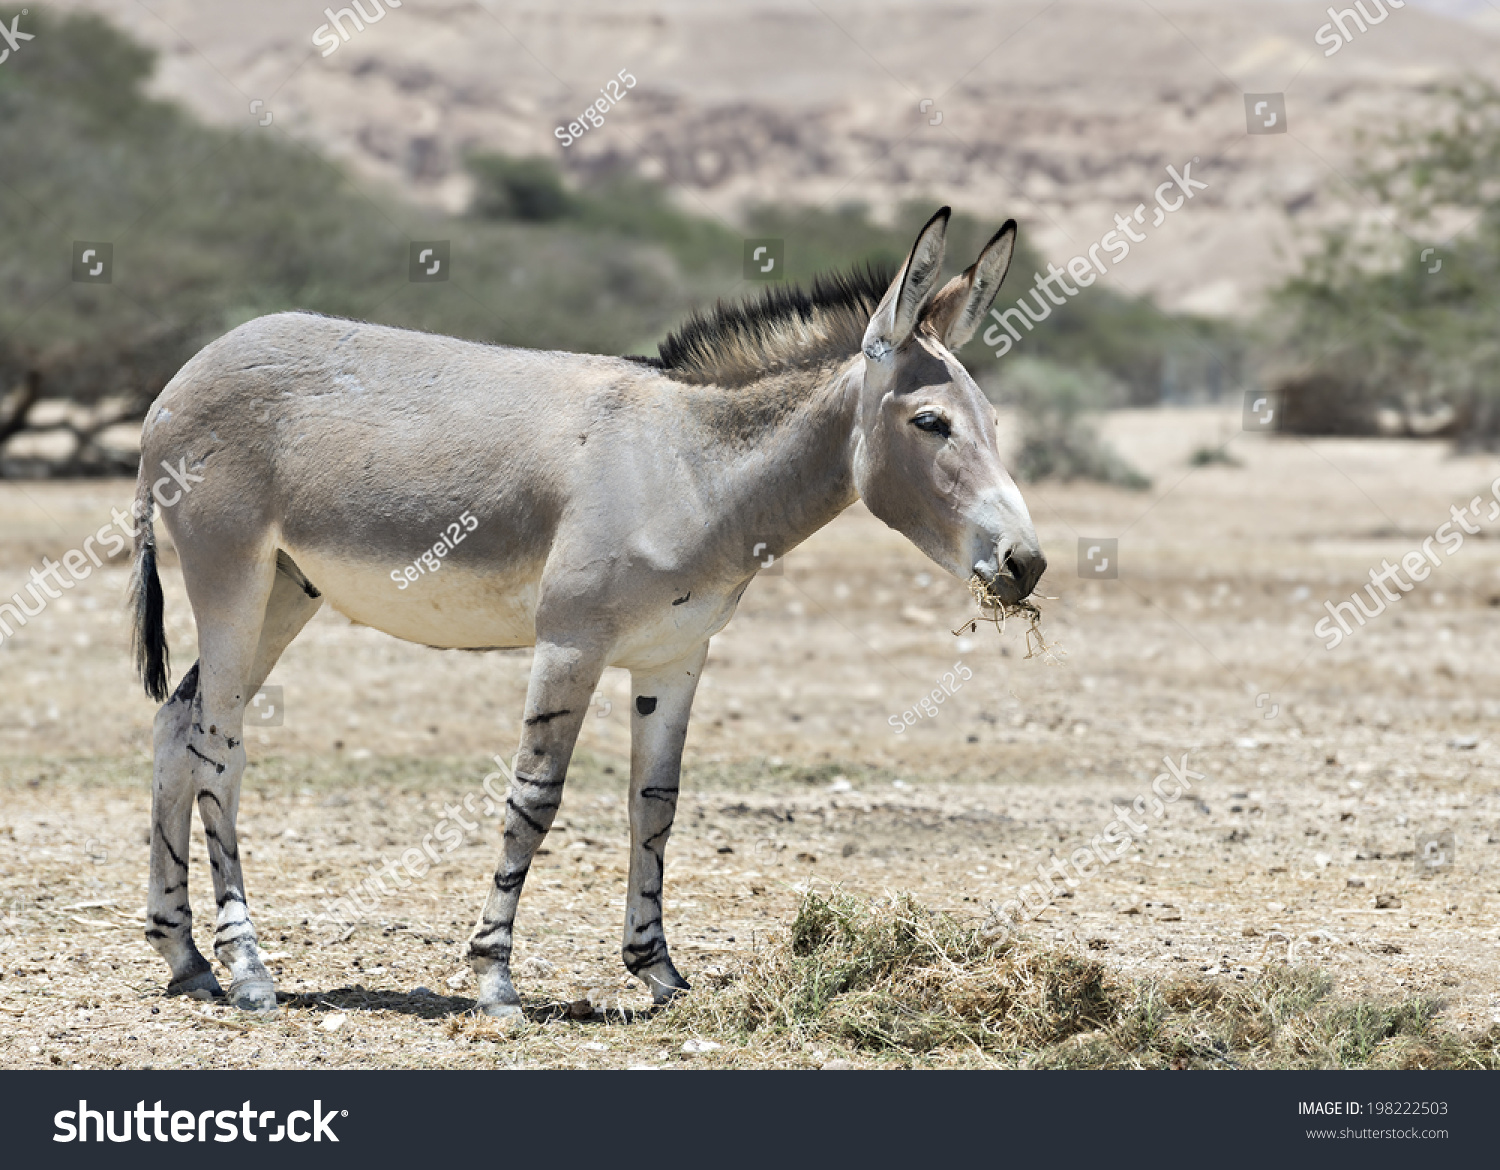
[{"left": 953, "top": 575, "right": 1064, "bottom": 662}]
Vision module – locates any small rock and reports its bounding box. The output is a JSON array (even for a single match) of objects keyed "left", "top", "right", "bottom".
[
  {"left": 820, "top": 1059, "right": 855, "bottom": 1070},
  {"left": 582, "top": 1041, "right": 608, "bottom": 1052},
  {"left": 1234, "top": 737, "right": 1259, "bottom": 750},
  {"left": 567, "top": 998, "right": 594, "bottom": 1020},
  {"left": 445, "top": 970, "right": 470, "bottom": 990},
  {"left": 1347, "top": 878, "right": 1365, "bottom": 888},
  {"left": 321, "top": 1013, "right": 347, "bottom": 1032},
  {"left": 1241, "top": 925, "right": 1260, "bottom": 937},
  {"left": 1120, "top": 904, "right": 1142, "bottom": 916},
  {"left": 1449, "top": 735, "right": 1479, "bottom": 750},
  {"left": 681, "top": 1038, "right": 722, "bottom": 1055},
  {"left": 828, "top": 777, "right": 853, "bottom": 793},
  {"left": 515, "top": 957, "right": 557, "bottom": 979},
  {"left": 409, "top": 986, "right": 434, "bottom": 998},
  {"left": 1375, "top": 894, "right": 1402, "bottom": 909},
  {"left": 1314, "top": 853, "right": 1332, "bottom": 868}
]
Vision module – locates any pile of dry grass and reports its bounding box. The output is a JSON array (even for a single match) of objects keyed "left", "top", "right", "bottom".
[
  {"left": 668, "top": 891, "right": 1117, "bottom": 1056},
  {"left": 662, "top": 891, "right": 1500, "bottom": 1069}
]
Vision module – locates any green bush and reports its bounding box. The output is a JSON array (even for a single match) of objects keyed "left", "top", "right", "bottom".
[{"left": 1000, "top": 359, "right": 1150, "bottom": 488}]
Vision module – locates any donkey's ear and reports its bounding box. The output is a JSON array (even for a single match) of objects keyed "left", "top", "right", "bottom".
[
  {"left": 862, "top": 207, "right": 951, "bottom": 357},
  {"left": 920, "top": 220, "right": 1017, "bottom": 352}
]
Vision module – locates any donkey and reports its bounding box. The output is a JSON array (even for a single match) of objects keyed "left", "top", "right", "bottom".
[{"left": 129, "top": 208, "right": 1046, "bottom": 1014}]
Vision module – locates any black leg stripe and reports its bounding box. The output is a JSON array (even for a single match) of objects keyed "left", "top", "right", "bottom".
[
  {"left": 157, "top": 824, "right": 187, "bottom": 870},
  {"left": 515, "top": 772, "right": 565, "bottom": 790},
  {"left": 187, "top": 744, "right": 226, "bottom": 774},
  {"left": 506, "top": 798, "right": 547, "bottom": 835}
]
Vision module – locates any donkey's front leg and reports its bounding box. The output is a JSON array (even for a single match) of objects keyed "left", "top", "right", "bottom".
[
  {"left": 469, "top": 640, "right": 603, "bottom": 1017},
  {"left": 623, "top": 643, "right": 708, "bottom": 1002}
]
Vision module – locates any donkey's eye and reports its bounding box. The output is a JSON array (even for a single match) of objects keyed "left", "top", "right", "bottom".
[{"left": 911, "top": 411, "right": 950, "bottom": 438}]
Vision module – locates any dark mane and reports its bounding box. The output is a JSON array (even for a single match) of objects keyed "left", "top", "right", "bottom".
[{"left": 630, "top": 262, "right": 894, "bottom": 387}]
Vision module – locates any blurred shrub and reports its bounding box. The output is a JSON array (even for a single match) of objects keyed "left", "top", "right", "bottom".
[
  {"left": 467, "top": 154, "right": 573, "bottom": 221},
  {"left": 1000, "top": 359, "right": 1150, "bottom": 489},
  {"left": 1270, "top": 79, "right": 1500, "bottom": 443}
]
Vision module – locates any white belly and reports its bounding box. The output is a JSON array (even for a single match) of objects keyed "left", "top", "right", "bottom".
[{"left": 283, "top": 545, "right": 541, "bottom": 649}]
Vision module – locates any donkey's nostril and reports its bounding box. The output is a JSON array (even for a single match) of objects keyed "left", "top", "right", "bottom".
[{"left": 1003, "top": 549, "right": 1046, "bottom": 597}]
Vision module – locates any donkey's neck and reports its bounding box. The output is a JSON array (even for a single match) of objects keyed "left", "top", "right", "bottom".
[{"left": 685, "top": 358, "right": 863, "bottom": 570}]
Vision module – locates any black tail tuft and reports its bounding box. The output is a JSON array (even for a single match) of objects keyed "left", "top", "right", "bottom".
[{"left": 130, "top": 484, "right": 171, "bottom": 702}]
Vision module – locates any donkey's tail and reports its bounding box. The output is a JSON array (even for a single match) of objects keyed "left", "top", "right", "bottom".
[{"left": 129, "top": 476, "right": 171, "bottom": 702}]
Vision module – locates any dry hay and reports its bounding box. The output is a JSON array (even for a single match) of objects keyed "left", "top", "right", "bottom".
[
  {"left": 953, "top": 575, "right": 1063, "bottom": 662},
  {"left": 659, "top": 891, "right": 1500, "bottom": 1069}
]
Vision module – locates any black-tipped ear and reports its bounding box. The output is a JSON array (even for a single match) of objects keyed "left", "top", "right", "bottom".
[
  {"left": 920, "top": 219, "right": 1018, "bottom": 351},
  {"left": 862, "top": 207, "right": 951, "bottom": 355}
]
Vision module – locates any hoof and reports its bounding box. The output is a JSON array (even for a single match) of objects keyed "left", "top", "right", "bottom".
[
  {"left": 478, "top": 1000, "right": 523, "bottom": 1020},
  {"left": 644, "top": 968, "right": 692, "bottom": 1005},
  {"left": 227, "top": 979, "right": 278, "bottom": 1013},
  {"left": 166, "top": 969, "right": 224, "bottom": 1001}
]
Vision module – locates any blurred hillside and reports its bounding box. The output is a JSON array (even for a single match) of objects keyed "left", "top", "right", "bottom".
[{"left": 48, "top": 0, "right": 1500, "bottom": 318}]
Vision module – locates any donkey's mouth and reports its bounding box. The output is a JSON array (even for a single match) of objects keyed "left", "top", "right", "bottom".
[
  {"left": 972, "top": 559, "right": 1024, "bottom": 604},
  {"left": 973, "top": 549, "right": 1044, "bottom": 603}
]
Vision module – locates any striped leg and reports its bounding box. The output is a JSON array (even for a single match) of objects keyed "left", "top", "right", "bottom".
[
  {"left": 469, "top": 641, "right": 602, "bottom": 1017},
  {"left": 146, "top": 664, "right": 220, "bottom": 998},
  {"left": 623, "top": 643, "right": 708, "bottom": 1002}
]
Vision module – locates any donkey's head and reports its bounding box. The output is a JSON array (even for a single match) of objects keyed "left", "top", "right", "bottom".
[{"left": 852, "top": 208, "right": 1046, "bottom": 603}]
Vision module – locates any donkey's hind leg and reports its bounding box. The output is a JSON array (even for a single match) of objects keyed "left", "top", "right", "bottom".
[
  {"left": 147, "top": 663, "right": 219, "bottom": 998},
  {"left": 160, "top": 550, "right": 320, "bottom": 1010}
]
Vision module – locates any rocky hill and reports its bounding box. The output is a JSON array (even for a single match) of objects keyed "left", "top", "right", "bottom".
[{"left": 50, "top": 0, "right": 1500, "bottom": 316}]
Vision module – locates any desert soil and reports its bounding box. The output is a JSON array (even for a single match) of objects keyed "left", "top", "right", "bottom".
[{"left": 2, "top": 406, "right": 1499, "bottom": 1068}]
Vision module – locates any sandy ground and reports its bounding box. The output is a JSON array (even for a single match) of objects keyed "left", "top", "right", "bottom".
[{"left": 2, "top": 405, "right": 1500, "bottom": 1067}]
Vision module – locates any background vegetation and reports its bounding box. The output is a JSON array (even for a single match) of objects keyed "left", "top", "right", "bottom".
[
  {"left": 1271, "top": 80, "right": 1500, "bottom": 443},
  {"left": 0, "top": 11, "right": 1235, "bottom": 481}
]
